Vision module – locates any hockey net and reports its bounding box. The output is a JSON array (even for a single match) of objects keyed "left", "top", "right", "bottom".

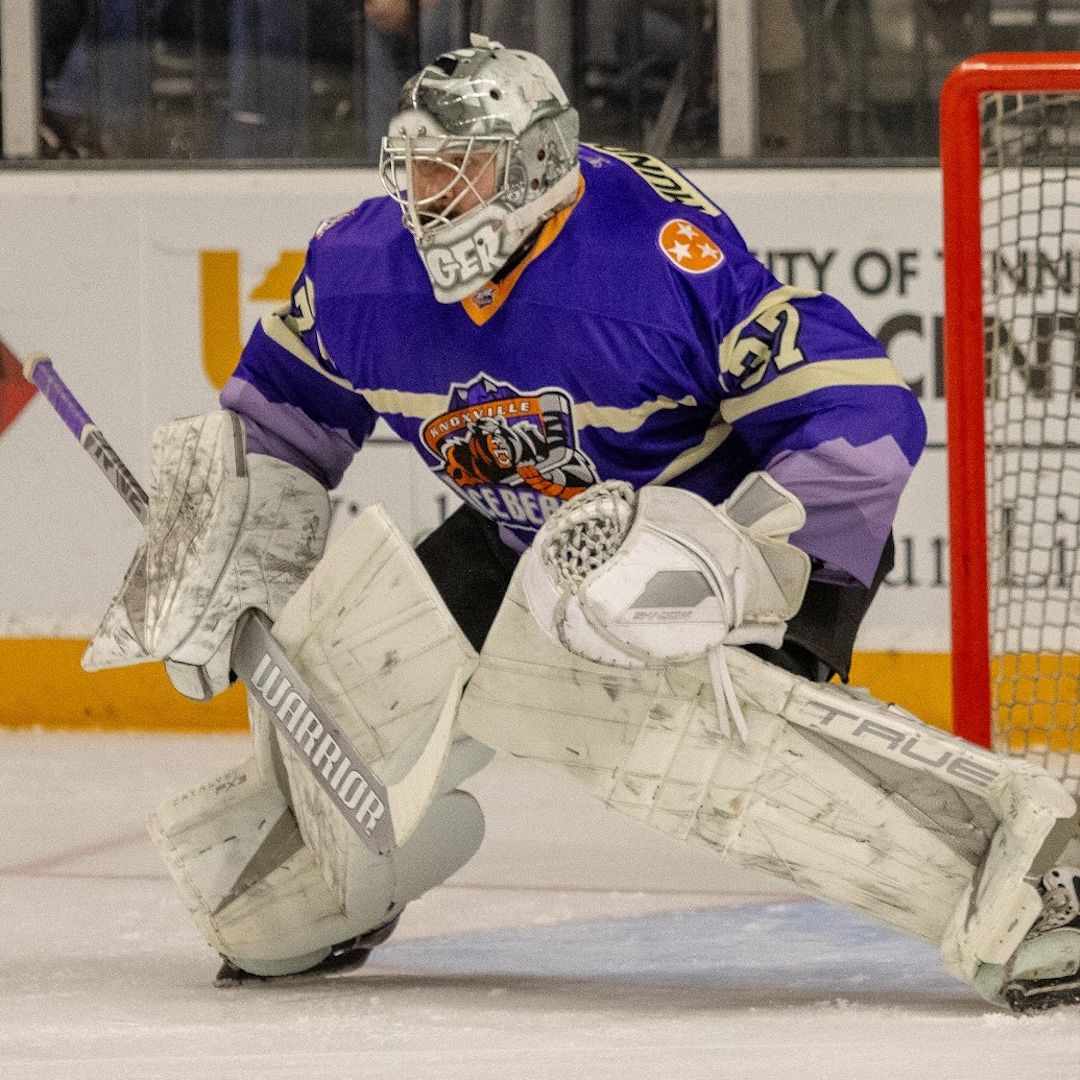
[{"left": 943, "top": 54, "right": 1080, "bottom": 790}]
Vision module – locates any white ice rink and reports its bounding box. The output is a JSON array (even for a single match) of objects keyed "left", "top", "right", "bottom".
[{"left": 3, "top": 729, "right": 1078, "bottom": 1080}]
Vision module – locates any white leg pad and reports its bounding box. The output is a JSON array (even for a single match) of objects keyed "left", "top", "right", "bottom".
[
  {"left": 149, "top": 754, "right": 341, "bottom": 970},
  {"left": 152, "top": 505, "right": 493, "bottom": 974},
  {"left": 261, "top": 504, "right": 490, "bottom": 905},
  {"left": 460, "top": 565, "right": 1076, "bottom": 982},
  {"left": 150, "top": 748, "right": 485, "bottom": 975},
  {"left": 774, "top": 671, "right": 1074, "bottom": 979}
]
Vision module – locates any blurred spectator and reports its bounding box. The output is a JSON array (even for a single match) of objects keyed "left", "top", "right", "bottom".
[
  {"left": 862, "top": 0, "right": 976, "bottom": 155},
  {"left": 362, "top": 0, "right": 454, "bottom": 158},
  {"left": 575, "top": 1, "right": 705, "bottom": 152},
  {"left": 223, "top": 0, "right": 310, "bottom": 157},
  {"left": 763, "top": 0, "right": 978, "bottom": 159},
  {"left": 41, "top": 0, "right": 155, "bottom": 156},
  {"left": 40, "top": 0, "right": 86, "bottom": 93},
  {"left": 39, "top": 0, "right": 1056, "bottom": 164},
  {"left": 758, "top": 0, "right": 806, "bottom": 157},
  {"left": 477, "top": 0, "right": 570, "bottom": 88}
]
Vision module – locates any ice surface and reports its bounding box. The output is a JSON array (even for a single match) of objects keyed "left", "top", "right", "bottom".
[{"left": 1, "top": 729, "right": 1077, "bottom": 1080}]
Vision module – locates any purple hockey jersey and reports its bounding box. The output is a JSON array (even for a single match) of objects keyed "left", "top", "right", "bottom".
[{"left": 222, "top": 145, "right": 926, "bottom": 588}]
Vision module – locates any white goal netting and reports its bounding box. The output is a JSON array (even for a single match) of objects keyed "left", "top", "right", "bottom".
[{"left": 981, "top": 88, "right": 1080, "bottom": 789}]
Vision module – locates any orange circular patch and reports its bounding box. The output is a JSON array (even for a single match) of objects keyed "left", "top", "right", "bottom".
[{"left": 657, "top": 218, "right": 725, "bottom": 274}]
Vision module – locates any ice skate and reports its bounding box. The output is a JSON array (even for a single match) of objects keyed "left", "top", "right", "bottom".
[
  {"left": 994, "top": 868, "right": 1080, "bottom": 1013},
  {"left": 214, "top": 914, "right": 402, "bottom": 987}
]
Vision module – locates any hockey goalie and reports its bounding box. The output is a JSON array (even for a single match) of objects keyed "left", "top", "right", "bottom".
[
  {"left": 79, "top": 37, "right": 1080, "bottom": 1012},
  {"left": 86, "top": 442, "right": 1080, "bottom": 1011}
]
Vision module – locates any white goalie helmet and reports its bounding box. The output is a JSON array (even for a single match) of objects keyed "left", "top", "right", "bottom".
[{"left": 379, "top": 35, "right": 581, "bottom": 303}]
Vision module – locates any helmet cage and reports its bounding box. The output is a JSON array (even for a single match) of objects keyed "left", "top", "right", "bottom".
[{"left": 380, "top": 133, "right": 513, "bottom": 246}]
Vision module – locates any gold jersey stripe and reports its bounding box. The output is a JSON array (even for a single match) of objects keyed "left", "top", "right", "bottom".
[
  {"left": 719, "top": 357, "right": 910, "bottom": 423},
  {"left": 359, "top": 386, "right": 453, "bottom": 417},
  {"left": 572, "top": 395, "right": 698, "bottom": 431},
  {"left": 259, "top": 310, "right": 361, "bottom": 393},
  {"left": 358, "top": 387, "right": 699, "bottom": 433},
  {"left": 263, "top": 293, "right": 704, "bottom": 435}
]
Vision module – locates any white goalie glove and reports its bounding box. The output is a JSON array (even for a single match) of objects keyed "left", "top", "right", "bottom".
[
  {"left": 520, "top": 473, "right": 811, "bottom": 739},
  {"left": 83, "top": 411, "right": 330, "bottom": 699}
]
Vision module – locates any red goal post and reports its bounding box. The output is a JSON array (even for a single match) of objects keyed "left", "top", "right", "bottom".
[{"left": 942, "top": 54, "right": 1080, "bottom": 776}]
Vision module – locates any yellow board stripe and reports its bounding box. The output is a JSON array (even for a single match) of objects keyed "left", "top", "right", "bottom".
[
  {"left": 1, "top": 638, "right": 949, "bottom": 735},
  {"left": 0, "top": 639, "right": 248, "bottom": 732},
  {"left": 11, "top": 640, "right": 1076, "bottom": 761},
  {"left": 990, "top": 652, "right": 1080, "bottom": 754},
  {"left": 847, "top": 650, "right": 952, "bottom": 734}
]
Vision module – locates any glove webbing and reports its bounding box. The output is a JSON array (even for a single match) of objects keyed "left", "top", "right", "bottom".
[{"left": 541, "top": 479, "right": 750, "bottom": 744}]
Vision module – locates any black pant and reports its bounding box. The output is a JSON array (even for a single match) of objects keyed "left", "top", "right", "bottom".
[
  {"left": 414, "top": 505, "right": 522, "bottom": 653},
  {"left": 415, "top": 504, "right": 893, "bottom": 683}
]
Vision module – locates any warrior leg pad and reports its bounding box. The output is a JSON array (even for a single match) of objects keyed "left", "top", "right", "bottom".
[{"left": 149, "top": 750, "right": 484, "bottom": 976}]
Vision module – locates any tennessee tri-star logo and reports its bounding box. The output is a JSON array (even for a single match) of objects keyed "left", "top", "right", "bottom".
[{"left": 658, "top": 218, "right": 724, "bottom": 274}]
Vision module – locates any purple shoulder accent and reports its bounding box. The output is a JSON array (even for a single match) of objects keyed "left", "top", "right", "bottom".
[
  {"left": 221, "top": 376, "right": 360, "bottom": 489},
  {"left": 767, "top": 435, "right": 914, "bottom": 586},
  {"left": 497, "top": 522, "right": 530, "bottom": 554}
]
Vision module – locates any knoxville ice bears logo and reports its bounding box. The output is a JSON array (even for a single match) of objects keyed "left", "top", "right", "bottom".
[{"left": 422, "top": 374, "right": 599, "bottom": 531}]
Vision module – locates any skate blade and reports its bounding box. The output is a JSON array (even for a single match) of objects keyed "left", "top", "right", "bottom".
[
  {"left": 213, "top": 914, "right": 401, "bottom": 988},
  {"left": 1003, "top": 975, "right": 1080, "bottom": 1013},
  {"left": 214, "top": 948, "right": 374, "bottom": 988}
]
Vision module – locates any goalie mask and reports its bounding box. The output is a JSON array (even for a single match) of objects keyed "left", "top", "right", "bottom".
[{"left": 379, "top": 35, "right": 581, "bottom": 304}]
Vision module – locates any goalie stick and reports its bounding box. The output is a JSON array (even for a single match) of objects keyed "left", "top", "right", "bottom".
[{"left": 22, "top": 351, "right": 454, "bottom": 857}]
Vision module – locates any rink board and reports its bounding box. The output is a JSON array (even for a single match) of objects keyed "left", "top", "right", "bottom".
[{"left": 0, "top": 165, "right": 955, "bottom": 731}]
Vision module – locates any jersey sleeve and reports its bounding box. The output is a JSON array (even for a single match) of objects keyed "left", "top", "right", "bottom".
[
  {"left": 220, "top": 240, "right": 377, "bottom": 489},
  {"left": 712, "top": 259, "right": 927, "bottom": 590}
]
